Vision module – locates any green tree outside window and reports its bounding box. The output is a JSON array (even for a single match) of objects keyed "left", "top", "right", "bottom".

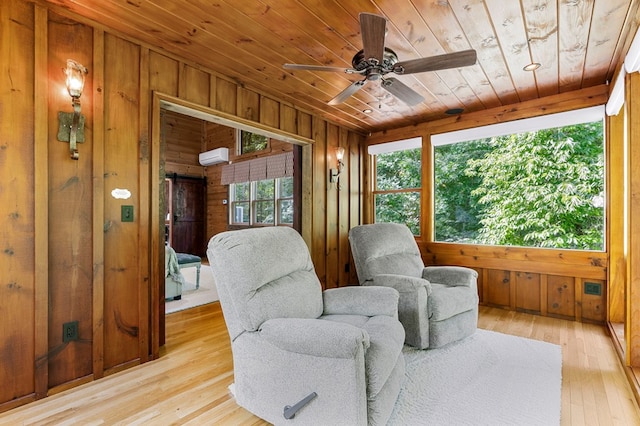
[
  {"left": 240, "top": 130, "right": 269, "bottom": 154},
  {"left": 434, "top": 121, "right": 604, "bottom": 250},
  {"left": 374, "top": 147, "right": 421, "bottom": 235}
]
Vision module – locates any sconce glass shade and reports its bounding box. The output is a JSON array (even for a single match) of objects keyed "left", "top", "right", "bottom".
[
  {"left": 65, "top": 59, "right": 88, "bottom": 99},
  {"left": 335, "top": 147, "right": 345, "bottom": 163}
]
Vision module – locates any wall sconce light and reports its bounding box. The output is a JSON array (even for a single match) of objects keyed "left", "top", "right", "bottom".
[
  {"left": 57, "top": 59, "right": 88, "bottom": 160},
  {"left": 329, "top": 146, "right": 345, "bottom": 189}
]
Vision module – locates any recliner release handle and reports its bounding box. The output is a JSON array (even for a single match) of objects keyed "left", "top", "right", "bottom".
[{"left": 283, "top": 392, "right": 318, "bottom": 420}]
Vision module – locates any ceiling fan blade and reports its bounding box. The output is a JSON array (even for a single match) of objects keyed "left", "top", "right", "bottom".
[
  {"left": 394, "top": 49, "right": 477, "bottom": 74},
  {"left": 283, "top": 63, "right": 354, "bottom": 73},
  {"left": 381, "top": 78, "right": 424, "bottom": 106},
  {"left": 359, "top": 13, "right": 386, "bottom": 64},
  {"left": 328, "top": 80, "right": 367, "bottom": 105}
]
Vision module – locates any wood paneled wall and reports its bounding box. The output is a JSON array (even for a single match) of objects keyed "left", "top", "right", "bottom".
[
  {"left": 202, "top": 123, "right": 234, "bottom": 239},
  {"left": 163, "top": 110, "right": 205, "bottom": 178},
  {"left": 367, "top": 86, "right": 610, "bottom": 325},
  {"left": 0, "top": 0, "right": 363, "bottom": 412}
]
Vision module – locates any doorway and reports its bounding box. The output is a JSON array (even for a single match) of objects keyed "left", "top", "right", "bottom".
[{"left": 153, "top": 93, "right": 313, "bottom": 351}]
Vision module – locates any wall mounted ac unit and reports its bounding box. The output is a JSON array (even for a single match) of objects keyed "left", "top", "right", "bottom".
[{"left": 199, "top": 147, "right": 229, "bottom": 166}]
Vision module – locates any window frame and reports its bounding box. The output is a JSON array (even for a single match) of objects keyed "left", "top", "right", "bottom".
[
  {"left": 369, "top": 138, "right": 423, "bottom": 236},
  {"left": 229, "top": 176, "right": 294, "bottom": 227},
  {"left": 236, "top": 129, "right": 270, "bottom": 156},
  {"left": 430, "top": 105, "right": 606, "bottom": 251}
]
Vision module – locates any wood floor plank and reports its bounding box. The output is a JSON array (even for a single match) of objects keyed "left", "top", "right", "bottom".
[{"left": 0, "top": 303, "right": 638, "bottom": 425}]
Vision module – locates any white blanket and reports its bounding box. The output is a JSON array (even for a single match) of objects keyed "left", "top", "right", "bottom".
[{"left": 165, "top": 245, "right": 185, "bottom": 286}]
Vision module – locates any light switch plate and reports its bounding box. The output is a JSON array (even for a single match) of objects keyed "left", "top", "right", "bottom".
[{"left": 121, "top": 205, "right": 134, "bottom": 222}]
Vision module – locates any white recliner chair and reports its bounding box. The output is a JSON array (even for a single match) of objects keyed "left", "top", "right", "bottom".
[
  {"left": 349, "top": 223, "right": 479, "bottom": 350},
  {"left": 207, "top": 226, "right": 406, "bottom": 425}
]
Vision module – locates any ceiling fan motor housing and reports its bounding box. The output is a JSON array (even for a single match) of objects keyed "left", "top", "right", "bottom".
[{"left": 352, "top": 47, "right": 399, "bottom": 80}]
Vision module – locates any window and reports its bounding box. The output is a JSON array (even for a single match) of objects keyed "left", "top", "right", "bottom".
[
  {"left": 231, "top": 182, "right": 250, "bottom": 224},
  {"left": 432, "top": 106, "right": 605, "bottom": 250},
  {"left": 230, "top": 176, "right": 293, "bottom": 226},
  {"left": 238, "top": 130, "right": 269, "bottom": 155},
  {"left": 369, "top": 138, "right": 422, "bottom": 235}
]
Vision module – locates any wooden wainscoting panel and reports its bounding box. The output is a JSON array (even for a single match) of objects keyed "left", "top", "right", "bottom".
[
  {"left": 423, "top": 241, "right": 607, "bottom": 324},
  {"left": 516, "top": 272, "right": 541, "bottom": 314},
  {"left": 581, "top": 279, "right": 606, "bottom": 323},
  {"left": 547, "top": 275, "right": 576, "bottom": 319},
  {"left": 485, "top": 269, "right": 511, "bottom": 308}
]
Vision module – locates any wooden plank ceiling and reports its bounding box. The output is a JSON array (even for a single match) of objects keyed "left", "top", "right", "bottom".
[{"left": 42, "top": 0, "right": 639, "bottom": 133}]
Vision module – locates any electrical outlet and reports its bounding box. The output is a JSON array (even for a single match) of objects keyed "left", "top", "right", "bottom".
[
  {"left": 63, "top": 321, "right": 79, "bottom": 343},
  {"left": 121, "top": 205, "right": 134, "bottom": 222},
  {"left": 584, "top": 282, "right": 602, "bottom": 296}
]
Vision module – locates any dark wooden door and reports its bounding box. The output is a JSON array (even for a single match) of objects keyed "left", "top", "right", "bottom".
[{"left": 170, "top": 175, "right": 206, "bottom": 257}]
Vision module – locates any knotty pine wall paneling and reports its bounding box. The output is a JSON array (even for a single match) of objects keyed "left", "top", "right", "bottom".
[
  {"left": 137, "top": 45, "right": 151, "bottom": 363},
  {"left": 149, "top": 51, "right": 178, "bottom": 97},
  {"left": 547, "top": 275, "right": 576, "bottom": 319},
  {"left": 516, "top": 272, "right": 541, "bottom": 314},
  {"left": 582, "top": 278, "right": 606, "bottom": 323},
  {"left": 280, "top": 104, "right": 297, "bottom": 134},
  {"left": 103, "top": 33, "right": 142, "bottom": 373},
  {"left": 325, "top": 123, "right": 340, "bottom": 289},
  {"left": 238, "top": 87, "right": 260, "bottom": 122},
  {"left": 484, "top": 269, "right": 511, "bottom": 309},
  {"left": 215, "top": 77, "right": 236, "bottom": 115},
  {"left": 0, "top": 0, "right": 37, "bottom": 409},
  {"left": 163, "top": 110, "right": 205, "bottom": 177},
  {"left": 178, "top": 64, "right": 209, "bottom": 107},
  {"left": 46, "top": 11, "right": 94, "bottom": 391},
  {"left": 34, "top": 4, "right": 50, "bottom": 400},
  {"left": 347, "top": 131, "right": 362, "bottom": 284},
  {"left": 312, "top": 117, "right": 328, "bottom": 286},
  {"left": 337, "top": 127, "right": 350, "bottom": 286},
  {"left": 203, "top": 123, "right": 234, "bottom": 240}
]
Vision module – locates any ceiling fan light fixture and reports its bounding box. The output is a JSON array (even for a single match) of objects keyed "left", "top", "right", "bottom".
[{"left": 523, "top": 62, "right": 541, "bottom": 71}]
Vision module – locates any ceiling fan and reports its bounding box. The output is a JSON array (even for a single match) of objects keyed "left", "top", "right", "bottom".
[{"left": 283, "top": 13, "right": 477, "bottom": 107}]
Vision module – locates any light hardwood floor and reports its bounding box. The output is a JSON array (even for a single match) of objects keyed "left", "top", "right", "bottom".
[{"left": 1, "top": 303, "right": 639, "bottom": 425}]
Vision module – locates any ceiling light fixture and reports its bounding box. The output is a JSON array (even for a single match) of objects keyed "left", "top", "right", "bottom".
[
  {"left": 363, "top": 108, "right": 373, "bottom": 114},
  {"left": 523, "top": 62, "right": 541, "bottom": 72}
]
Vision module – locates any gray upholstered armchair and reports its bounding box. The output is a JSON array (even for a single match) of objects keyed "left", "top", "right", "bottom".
[
  {"left": 349, "top": 223, "right": 479, "bottom": 350},
  {"left": 207, "top": 226, "right": 406, "bottom": 425}
]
